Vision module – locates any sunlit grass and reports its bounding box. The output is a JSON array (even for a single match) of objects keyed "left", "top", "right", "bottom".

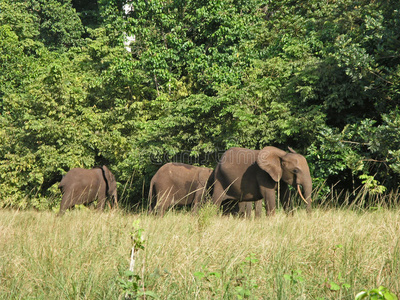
[{"left": 0, "top": 202, "right": 399, "bottom": 299}]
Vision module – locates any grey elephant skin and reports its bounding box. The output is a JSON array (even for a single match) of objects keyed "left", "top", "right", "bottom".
[
  {"left": 221, "top": 200, "right": 263, "bottom": 218},
  {"left": 212, "top": 146, "right": 312, "bottom": 216},
  {"left": 239, "top": 200, "right": 263, "bottom": 218},
  {"left": 58, "top": 165, "right": 118, "bottom": 215},
  {"left": 148, "top": 162, "right": 213, "bottom": 216}
]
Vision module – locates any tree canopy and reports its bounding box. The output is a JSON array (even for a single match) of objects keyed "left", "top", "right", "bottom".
[{"left": 1, "top": 0, "right": 399, "bottom": 209}]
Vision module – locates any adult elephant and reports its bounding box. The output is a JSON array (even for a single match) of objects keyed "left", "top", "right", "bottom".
[
  {"left": 58, "top": 165, "right": 118, "bottom": 215},
  {"left": 148, "top": 162, "right": 213, "bottom": 216},
  {"left": 212, "top": 146, "right": 312, "bottom": 216}
]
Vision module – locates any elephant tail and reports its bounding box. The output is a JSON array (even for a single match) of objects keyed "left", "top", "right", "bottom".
[
  {"left": 58, "top": 175, "right": 66, "bottom": 191},
  {"left": 204, "top": 169, "right": 216, "bottom": 202},
  {"left": 148, "top": 177, "right": 156, "bottom": 213}
]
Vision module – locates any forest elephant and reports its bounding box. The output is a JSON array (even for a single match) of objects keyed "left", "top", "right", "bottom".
[
  {"left": 148, "top": 162, "right": 213, "bottom": 216},
  {"left": 58, "top": 165, "right": 118, "bottom": 215},
  {"left": 212, "top": 146, "right": 312, "bottom": 216}
]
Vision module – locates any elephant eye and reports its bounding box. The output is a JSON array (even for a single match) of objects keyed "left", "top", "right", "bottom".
[{"left": 293, "top": 168, "right": 299, "bottom": 174}]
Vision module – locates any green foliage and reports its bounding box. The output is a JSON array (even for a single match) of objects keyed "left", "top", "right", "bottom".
[
  {"left": 359, "top": 174, "right": 387, "bottom": 195},
  {"left": 35, "top": 0, "right": 85, "bottom": 49},
  {"left": 283, "top": 269, "right": 306, "bottom": 298},
  {"left": 193, "top": 267, "right": 223, "bottom": 298},
  {"left": 194, "top": 253, "right": 259, "bottom": 299},
  {"left": 196, "top": 202, "right": 219, "bottom": 232},
  {"left": 118, "top": 220, "right": 158, "bottom": 299},
  {"left": 284, "top": 270, "right": 305, "bottom": 285},
  {"left": 328, "top": 272, "right": 351, "bottom": 292},
  {"left": 130, "top": 219, "right": 145, "bottom": 251},
  {"left": 1, "top": 0, "right": 400, "bottom": 208},
  {"left": 0, "top": 0, "right": 84, "bottom": 51},
  {"left": 356, "top": 286, "right": 398, "bottom": 300},
  {"left": 233, "top": 253, "right": 259, "bottom": 299}
]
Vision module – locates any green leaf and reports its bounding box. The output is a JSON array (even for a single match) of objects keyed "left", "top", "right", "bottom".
[
  {"left": 283, "top": 274, "right": 292, "bottom": 281},
  {"left": 208, "top": 271, "right": 221, "bottom": 278},
  {"left": 329, "top": 282, "right": 341, "bottom": 291},
  {"left": 194, "top": 271, "right": 205, "bottom": 280},
  {"left": 355, "top": 291, "right": 368, "bottom": 300}
]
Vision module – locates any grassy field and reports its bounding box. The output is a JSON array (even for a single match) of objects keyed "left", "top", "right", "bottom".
[{"left": 0, "top": 205, "right": 399, "bottom": 299}]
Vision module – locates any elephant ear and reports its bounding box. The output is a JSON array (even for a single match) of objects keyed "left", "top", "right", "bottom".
[
  {"left": 257, "top": 146, "right": 287, "bottom": 182},
  {"left": 288, "top": 146, "right": 297, "bottom": 153}
]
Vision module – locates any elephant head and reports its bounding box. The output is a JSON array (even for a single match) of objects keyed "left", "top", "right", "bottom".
[
  {"left": 257, "top": 146, "right": 312, "bottom": 211},
  {"left": 101, "top": 165, "right": 118, "bottom": 208}
]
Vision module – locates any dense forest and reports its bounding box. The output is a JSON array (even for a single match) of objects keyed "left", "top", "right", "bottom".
[{"left": 1, "top": 0, "right": 400, "bottom": 210}]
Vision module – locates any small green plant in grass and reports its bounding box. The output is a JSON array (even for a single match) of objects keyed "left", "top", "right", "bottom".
[
  {"left": 196, "top": 202, "right": 219, "bottom": 231},
  {"left": 194, "top": 267, "right": 222, "bottom": 282},
  {"left": 323, "top": 245, "right": 351, "bottom": 296},
  {"left": 194, "top": 254, "right": 259, "bottom": 299},
  {"left": 355, "top": 286, "right": 398, "bottom": 300},
  {"left": 328, "top": 272, "right": 351, "bottom": 292},
  {"left": 74, "top": 204, "right": 90, "bottom": 211},
  {"left": 283, "top": 269, "right": 306, "bottom": 298},
  {"left": 232, "top": 253, "right": 259, "bottom": 299},
  {"left": 194, "top": 266, "right": 223, "bottom": 297},
  {"left": 118, "top": 220, "right": 158, "bottom": 299},
  {"left": 284, "top": 269, "right": 305, "bottom": 285}
]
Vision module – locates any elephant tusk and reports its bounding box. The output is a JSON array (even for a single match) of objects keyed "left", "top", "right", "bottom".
[{"left": 297, "top": 185, "right": 309, "bottom": 204}]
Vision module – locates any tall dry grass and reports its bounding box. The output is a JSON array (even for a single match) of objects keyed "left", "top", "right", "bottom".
[{"left": 0, "top": 203, "right": 399, "bottom": 299}]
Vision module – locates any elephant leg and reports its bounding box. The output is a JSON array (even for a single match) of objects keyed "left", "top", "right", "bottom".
[
  {"left": 237, "top": 202, "right": 247, "bottom": 218},
  {"left": 148, "top": 190, "right": 157, "bottom": 214},
  {"left": 155, "top": 205, "right": 164, "bottom": 217},
  {"left": 156, "top": 201, "right": 170, "bottom": 217},
  {"left": 262, "top": 188, "right": 276, "bottom": 216},
  {"left": 97, "top": 196, "right": 107, "bottom": 211},
  {"left": 192, "top": 189, "right": 204, "bottom": 214},
  {"left": 245, "top": 202, "right": 253, "bottom": 219},
  {"left": 212, "top": 181, "right": 226, "bottom": 208},
  {"left": 246, "top": 202, "right": 252, "bottom": 218},
  {"left": 155, "top": 197, "right": 166, "bottom": 216},
  {"left": 58, "top": 191, "right": 74, "bottom": 215},
  {"left": 155, "top": 189, "right": 173, "bottom": 217},
  {"left": 238, "top": 202, "right": 254, "bottom": 218},
  {"left": 254, "top": 200, "right": 262, "bottom": 218},
  {"left": 58, "top": 197, "right": 68, "bottom": 216}
]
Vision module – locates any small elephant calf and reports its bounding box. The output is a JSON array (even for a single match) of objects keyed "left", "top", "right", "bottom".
[{"left": 58, "top": 165, "right": 118, "bottom": 215}]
